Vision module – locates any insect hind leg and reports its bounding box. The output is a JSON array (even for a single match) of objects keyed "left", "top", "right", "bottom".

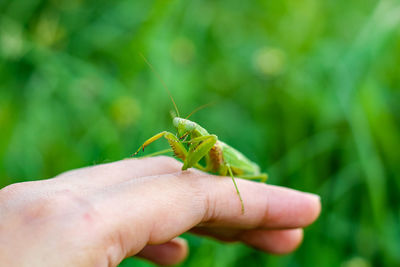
[
  {"left": 226, "top": 164, "right": 245, "bottom": 214},
  {"left": 239, "top": 173, "right": 268, "bottom": 183}
]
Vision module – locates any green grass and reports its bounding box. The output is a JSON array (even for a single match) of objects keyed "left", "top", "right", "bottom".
[{"left": 1, "top": 0, "right": 399, "bottom": 266}]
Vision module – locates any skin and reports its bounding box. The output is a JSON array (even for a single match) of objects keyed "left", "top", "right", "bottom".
[{"left": 0, "top": 156, "right": 321, "bottom": 267}]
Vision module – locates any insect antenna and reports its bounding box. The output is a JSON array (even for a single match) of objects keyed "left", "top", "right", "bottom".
[
  {"left": 139, "top": 53, "right": 180, "bottom": 117},
  {"left": 185, "top": 102, "right": 215, "bottom": 119}
]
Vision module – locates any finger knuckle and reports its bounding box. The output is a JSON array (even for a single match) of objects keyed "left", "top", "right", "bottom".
[
  {"left": 20, "top": 191, "right": 74, "bottom": 223},
  {"left": 0, "top": 182, "right": 27, "bottom": 196},
  {"left": 15, "top": 189, "right": 94, "bottom": 226},
  {"left": 197, "top": 176, "right": 221, "bottom": 222},
  {"left": 0, "top": 182, "right": 31, "bottom": 205}
]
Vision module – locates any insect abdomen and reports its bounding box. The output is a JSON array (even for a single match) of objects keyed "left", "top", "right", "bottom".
[
  {"left": 219, "top": 141, "right": 261, "bottom": 175},
  {"left": 209, "top": 143, "right": 224, "bottom": 172}
]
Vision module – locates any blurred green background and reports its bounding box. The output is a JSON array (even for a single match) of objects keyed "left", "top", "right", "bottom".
[{"left": 1, "top": 0, "right": 399, "bottom": 266}]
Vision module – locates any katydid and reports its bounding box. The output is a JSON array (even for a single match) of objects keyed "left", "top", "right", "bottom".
[{"left": 133, "top": 55, "right": 268, "bottom": 213}]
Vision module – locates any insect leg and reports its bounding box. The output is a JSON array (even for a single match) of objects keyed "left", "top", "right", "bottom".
[
  {"left": 164, "top": 132, "right": 188, "bottom": 161},
  {"left": 226, "top": 164, "right": 245, "bottom": 214},
  {"left": 239, "top": 173, "right": 268, "bottom": 183},
  {"left": 193, "top": 163, "right": 207, "bottom": 172},
  {"left": 132, "top": 131, "right": 170, "bottom": 156},
  {"left": 132, "top": 131, "right": 188, "bottom": 162},
  {"left": 135, "top": 148, "right": 174, "bottom": 159},
  {"left": 184, "top": 135, "right": 216, "bottom": 144},
  {"left": 182, "top": 135, "right": 217, "bottom": 170}
]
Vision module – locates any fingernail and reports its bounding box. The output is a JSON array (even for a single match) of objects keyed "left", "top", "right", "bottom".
[
  {"left": 306, "top": 192, "right": 321, "bottom": 202},
  {"left": 170, "top": 237, "right": 187, "bottom": 247}
]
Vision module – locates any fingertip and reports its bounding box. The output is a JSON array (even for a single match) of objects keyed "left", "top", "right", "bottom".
[
  {"left": 275, "top": 228, "right": 304, "bottom": 254},
  {"left": 263, "top": 186, "right": 322, "bottom": 228},
  {"left": 169, "top": 237, "right": 189, "bottom": 263},
  {"left": 300, "top": 193, "right": 322, "bottom": 227},
  {"left": 135, "top": 237, "right": 188, "bottom": 266},
  {"left": 311, "top": 194, "right": 322, "bottom": 222},
  {"left": 240, "top": 228, "right": 304, "bottom": 255},
  {"left": 201, "top": 179, "right": 322, "bottom": 229}
]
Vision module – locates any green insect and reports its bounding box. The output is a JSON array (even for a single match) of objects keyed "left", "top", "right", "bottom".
[{"left": 133, "top": 55, "right": 268, "bottom": 213}]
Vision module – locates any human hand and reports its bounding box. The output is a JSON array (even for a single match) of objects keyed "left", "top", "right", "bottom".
[{"left": 0, "top": 156, "right": 321, "bottom": 266}]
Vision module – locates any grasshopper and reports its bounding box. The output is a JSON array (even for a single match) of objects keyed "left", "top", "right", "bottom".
[{"left": 133, "top": 55, "right": 268, "bottom": 213}]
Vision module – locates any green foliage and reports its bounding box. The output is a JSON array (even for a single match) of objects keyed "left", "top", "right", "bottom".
[{"left": 1, "top": 0, "right": 399, "bottom": 266}]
